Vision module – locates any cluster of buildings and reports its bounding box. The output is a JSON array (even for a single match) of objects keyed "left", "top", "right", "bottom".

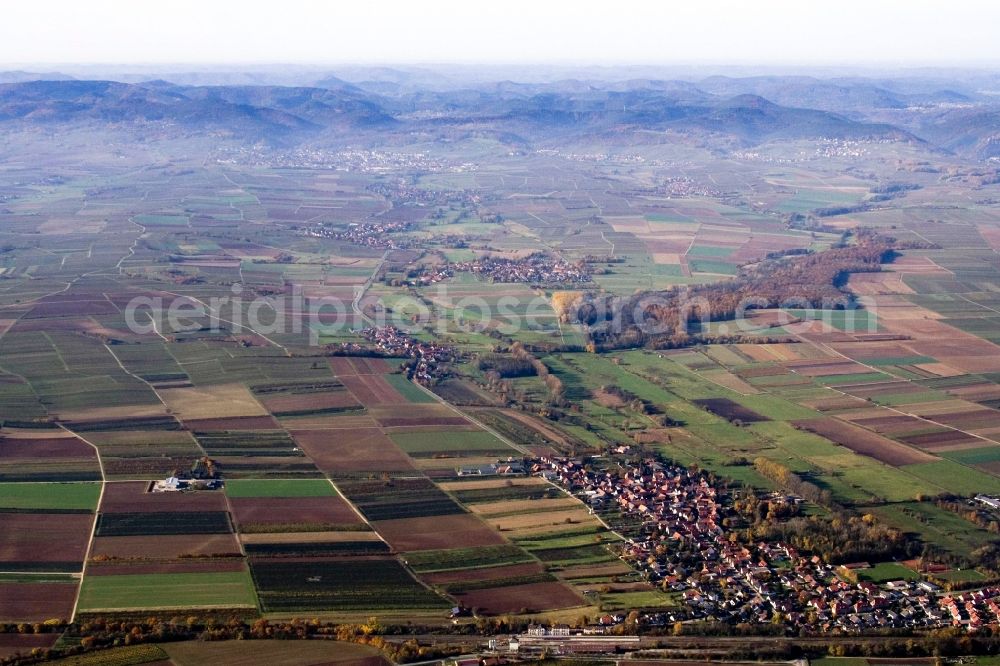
[
  {"left": 367, "top": 180, "right": 483, "bottom": 208},
  {"left": 306, "top": 220, "right": 413, "bottom": 249},
  {"left": 533, "top": 148, "right": 668, "bottom": 167},
  {"left": 732, "top": 139, "right": 890, "bottom": 164},
  {"left": 657, "top": 175, "right": 722, "bottom": 198},
  {"left": 813, "top": 138, "right": 896, "bottom": 159},
  {"left": 456, "top": 459, "right": 527, "bottom": 477},
  {"left": 408, "top": 265, "right": 454, "bottom": 287},
  {"left": 217, "top": 146, "right": 476, "bottom": 173},
  {"left": 539, "top": 454, "right": 972, "bottom": 634},
  {"left": 359, "top": 325, "right": 454, "bottom": 383},
  {"left": 941, "top": 587, "right": 1000, "bottom": 630},
  {"left": 563, "top": 152, "right": 648, "bottom": 164},
  {"left": 450, "top": 253, "right": 591, "bottom": 285},
  {"left": 489, "top": 626, "right": 641, "bottom": 655}
]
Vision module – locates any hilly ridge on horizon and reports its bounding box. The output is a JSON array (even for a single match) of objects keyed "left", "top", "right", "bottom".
[{"left": 0, "top": 69, "right": 996, "bottom": 158}]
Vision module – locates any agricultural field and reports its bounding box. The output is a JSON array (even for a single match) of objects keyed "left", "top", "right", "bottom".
[
  {"left": 389, "top": 430, "right": 517, "bottom": 458},
  {"left": 248, "top": 558, "right": 447, "bottom": 613},
  {"left": 0, "top": 482, "right": 99, "bottom": 510},
  {"left": 161, "top": 640, "right": 390, "bottom": 666},
  {"left": 77, "top": 571, "right": 258, "bottom": 612}
]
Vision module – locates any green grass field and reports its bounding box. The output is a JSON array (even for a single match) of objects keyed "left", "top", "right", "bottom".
[
  {"left": 689, "top": 259, "right": 738, "bottom": 275},
  {"left": 901, "top": 460, "right": 1000, "bottom": 495},
  {"left": 0, "top": 482, "right": 101, "bottom": 510},
  {"left": 941, "top": 446, "right": 1000, "bottom": 465},
  {"left": 383, "top": 373, "right": 436, "bottom": 403},
  {"left": 784, "top": 308, "right": 879, "bottom": 333},
  {"left": 77, "top": 571, "right": 257, "bottom": 611},
  {"left": 857, "top": 562, "right": 920, "bottom": 583},
  {"left": 224, "top": 479, "right": 336, "bottom": 498},
  {"left": 934, "top": 568, "right": 987, "bottom": 583},
  {"left": 134, "top": 214, "right": 190, "bottom": 227},
  {"left": 597, "top": 589, "right": 680, "bottom": 611}
]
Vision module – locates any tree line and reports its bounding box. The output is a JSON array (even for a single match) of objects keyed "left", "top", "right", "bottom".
[{"left": 572, "top": 230, "right": 896, "bottom": 350}]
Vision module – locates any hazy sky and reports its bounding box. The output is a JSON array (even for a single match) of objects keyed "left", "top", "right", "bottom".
[{"left": 2, "top": 0, "right": 998, "bottom": 67}]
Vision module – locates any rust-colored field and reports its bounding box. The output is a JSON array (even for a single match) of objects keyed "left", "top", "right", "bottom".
[
  {"left": 86, "top": 559, "right": 247, "bottom": 575},
  {"left": 0, "top": 433, "right": 95, "bottom": 459},
  {"left": 0, "top": 633, "right": 60, "bottom": 658},
  {"left": 0, "top": 583, "right": 77, "bottom": 622},
  {"left": 350, "top": 357, "right": 392, "bottom": 374},
  {"left": 279, "top": 413, "right": 377, "bottom": 429},
  {"left": 453, "top": 581, "right": 584, "bottom": 615},
  {"left": 921, "top": 408, "right": 1000, "bottom": 431},
  {"left": 100, "top": 482, "right": 229, "bottom": 513},
  {"left": 792, "top": 418, "right": 937, "bottom": 466},
  {"left": 374, "top": 514, "right": 506, "bottom": 552},
  {"left": 899, "top": 430, "right": 982, "bottom": 450},
  {"left": 230, "top": 497, "right": 362, "bottom": 528},
  {"left": 90, "top": 533, "right": 242, "bottom": 559},
  {"left": 240, "top": 531, "right": 381, "bottom": 544},
  {"left": 850, "top": 414, "right": 936, "bottom": 435},
  {"left": 0, "top": 513, "right": 92, "bottom": 564},
  {"left": 328, "top": 357, "right": 356, "bottom": 375},
  {"left": 800, "top": 395, "right": 871, "bottom": 411},
  {"left": 340, "top": 374, "right": 406, "bottom": 406},
  {"left": 787, "top": 359, "right": 871, "bottom": 377},
  {"left": 879, "top": 318, "right": 1000, "bottom": 373},
  {"left": 291, "top": 428, "right": 416, "bottom": 473},
  {"left": 184, "top": 415, "right": 279, "bottom": 431}
]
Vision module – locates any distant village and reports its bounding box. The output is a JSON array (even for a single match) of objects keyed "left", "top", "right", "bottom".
[
  {"left": 216, "top": 146, "right": 477, "bottom": 173},
  {"left": 449, "top": 253, "right": 592, "bottom": 285},
  {"left": 305, "top": 220, "right": 413, "bottom": 249},
  {"left": 359, "top": 325, "right": 455, "bottom": 383}
]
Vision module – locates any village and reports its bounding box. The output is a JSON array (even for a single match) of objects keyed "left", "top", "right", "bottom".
[
  {"left": 305, "top": 219, "right": 414, "bottom": 249},
  {"left": 216, "top": 146, "right": 478, "bottom": 174},
  {"left": 530, "top": 452, "right": 1000, "bottom": 636},
  {"left": 358, "top": 325, "right": 455, "bottom": 383},
  {"left": 448, "top": 253, "right": 592, "bottom": 285}
]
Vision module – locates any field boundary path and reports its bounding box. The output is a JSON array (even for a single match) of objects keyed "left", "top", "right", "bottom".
[
  {"left": 352, "top": 248, "right": 391, "bottom": 326},
  {"left": 61, "top": 427, "right": 107, "bottom": 623}
]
